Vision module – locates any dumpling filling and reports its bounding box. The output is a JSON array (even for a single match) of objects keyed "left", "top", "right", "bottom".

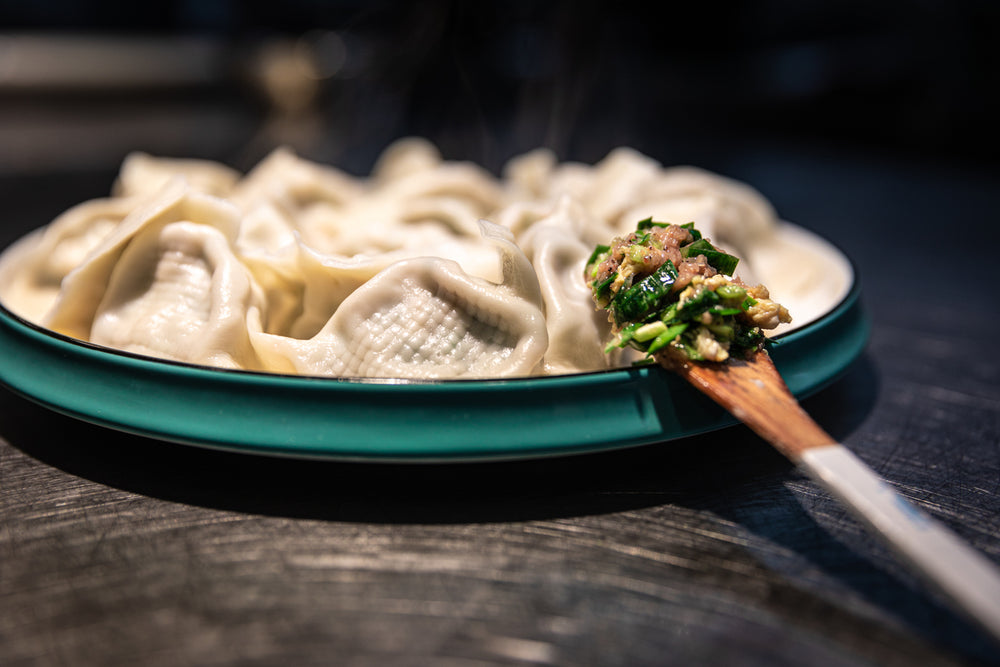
[{"left": 587, "top": 218, "right": 791, "bottom": 363}]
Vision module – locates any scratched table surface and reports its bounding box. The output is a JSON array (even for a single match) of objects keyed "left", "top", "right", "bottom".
[{"left": 1, "top": 140, "right": 998, "bottom": 667}]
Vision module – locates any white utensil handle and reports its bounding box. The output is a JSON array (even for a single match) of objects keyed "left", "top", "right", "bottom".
[{"left": 799, "top": 444, "right": 1000, "bottom": 642}]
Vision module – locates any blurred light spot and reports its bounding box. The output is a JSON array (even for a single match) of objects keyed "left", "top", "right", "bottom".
[{"left": 297, "top": 30, "right": 348, "bottom": 80}]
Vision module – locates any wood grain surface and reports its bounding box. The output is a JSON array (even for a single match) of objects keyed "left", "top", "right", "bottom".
[{"left": 2, "top": 147, "right": 999, "bottom": 666}]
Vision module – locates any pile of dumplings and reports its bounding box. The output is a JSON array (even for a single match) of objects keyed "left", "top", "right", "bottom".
[{"left": 0, "top": 138, "right": 784, "bottom": 379}]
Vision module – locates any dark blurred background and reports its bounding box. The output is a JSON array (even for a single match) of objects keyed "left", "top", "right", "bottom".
[
  {"left": 0, "top": 0, "right": 998, "bottom": 286},
  {"left": 1, "top": 0, "right": 996, "bottom": 174}
]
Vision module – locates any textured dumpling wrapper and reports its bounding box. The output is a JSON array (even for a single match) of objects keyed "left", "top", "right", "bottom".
[
  {"left": 43, "top": 178, "right": 242, "bottom": 341},
  {"left": 90, "top": 221, "right": 266, "bottom": 370},
  {"left": 249, "top": 220, "right": 548, "bottom": 378},
  {"left": 276, "top": 243, "right": 392, "bottom": 340},
  {"left": 1, "top": 154, "right": 241, "bottom": 325},
  {"left": 238, "top": 221, "right": 508, "bottom": 341}
]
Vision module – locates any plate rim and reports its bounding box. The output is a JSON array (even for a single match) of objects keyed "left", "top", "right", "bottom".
[{"left": 0, "top": 225, "right": 869, "bottom": 462}]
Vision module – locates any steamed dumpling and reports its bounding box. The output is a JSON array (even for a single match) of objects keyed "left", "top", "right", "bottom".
[
  {"left": 249, "top": 220, "right": 547, "bottom": 378},
  {"left": 515, "top": 195, "right": 619, "bottom": 374},
  {"left": 1, "top": 155, "right": 242, "bottom": 324},
  {"left": 0, "top": 196, "right": 136, "bottom": 322},
  {"left": 0, "top": 137, "right": 823, "bottom": 380},
  {"left": 616, "top": 165, "right": 779, "bottom": 254},
  {"left": 369, "top": 137, "right": 505, "bottom": 238},
  {"left": 298, "top": 146, "right": 503, "bottom": 256},
  {"left": 230, "top": 146, "right": 363, "bottom": 214},
  {"left": 504, "top": 147, "right": 663, "bottom": 226},
  {"left": 44, "top": 178, "right": 241, "bottom": 341},
  {"left": 237, "top": 219, "right": 509, "bottom": 341},
  {"left": 230, "top": 142, "right": 504, "bottom": 259},
  {"left": 90, "top": 220, "right": 265, "bottom": 369},
  {"left": 278, "top": 242, "right": 393, "bottom": 339},
  {"left": 113, "top": 152, "right": 242, "bottom": 199}
]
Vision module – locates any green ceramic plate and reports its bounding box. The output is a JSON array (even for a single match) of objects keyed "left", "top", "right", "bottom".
[{"left": 0, "top": 239, "right": 868, "bottom": 462}]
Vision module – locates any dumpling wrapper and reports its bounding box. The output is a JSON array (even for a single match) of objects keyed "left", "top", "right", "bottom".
[
  {"left": 279, "top": 242, "right": 393, "bottom": 340},
  {"left": 113, "top": 152, "right": 242, "bottom": 199},
  {"left": 516, "top": 195, "right": 620, "bottom": 374},
  {"left": 231, "top": 142, "right": 502, "bottom": 258},
  {"left": 90, "top": 220, "right": 265, "bottom": 370},
  {"left": 44, "top": 178, "right": 241, "bottom": 341},
  {"left": 618, "top": 165, "right": 779, "bottom": 250},
  {"left": 230, "top": 146, "right": 363, "bottom": 214},
  {"left": 371, "top": 136, "right": 504, "bottom": 217},
  {"left": 506, "top": 147, "right": 663, "bottom": 226},
  {"left": 249, "top": 220, "right": 548, "bottom": 378},
  {"left": 0, "top": 196, "right": 136, "bottom": 323},
  {"left": 238, "top": 222, "right": 508, "bottom": 341}
]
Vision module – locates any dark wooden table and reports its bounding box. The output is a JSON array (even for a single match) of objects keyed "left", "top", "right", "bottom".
[{"left": 1, "top": 141, "right": 998, "bottom": 666}]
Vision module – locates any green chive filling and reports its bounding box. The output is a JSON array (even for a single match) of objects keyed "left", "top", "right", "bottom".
[{"left": 586, "top": 218, "right": 776, "bottom": 362}]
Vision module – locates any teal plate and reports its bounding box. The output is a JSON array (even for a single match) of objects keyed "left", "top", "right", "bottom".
[{"left": 0, "top": 261, "right": 868, "bottom": 463}]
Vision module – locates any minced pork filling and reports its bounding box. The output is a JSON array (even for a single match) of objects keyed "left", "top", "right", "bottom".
[{"left": 586, "top": 218, "right": 791, "bottom": 363}]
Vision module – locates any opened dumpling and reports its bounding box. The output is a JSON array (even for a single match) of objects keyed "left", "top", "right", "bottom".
[{"left": 249, "top": 220, "right": 547, "bottom": 378}]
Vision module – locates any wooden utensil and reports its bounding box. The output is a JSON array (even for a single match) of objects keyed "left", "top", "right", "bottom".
[{"left": 658, "top": 347, "right": 1000, "bottom": 643}]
